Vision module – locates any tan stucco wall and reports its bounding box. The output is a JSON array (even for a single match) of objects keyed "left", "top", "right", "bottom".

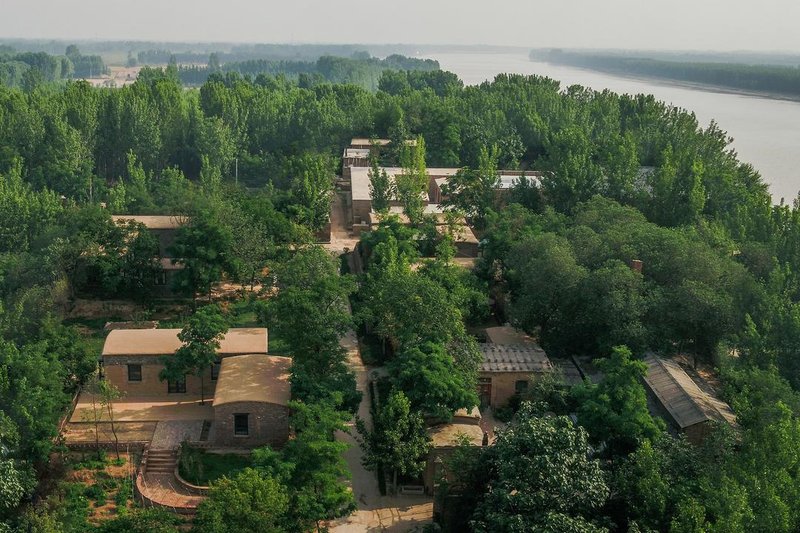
[
  {"left": 212, "top": 401, "right": 289, "bottom": 448},
  {"left": 104, "top": 357, "right": 216, "bottom": 397},
  {"left": 479, "top": 371, "right": 535, "bottom": 409}
]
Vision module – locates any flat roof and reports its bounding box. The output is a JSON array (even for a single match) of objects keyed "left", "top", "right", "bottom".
[
  {"left": 642, "top": 354, "right": 737, "bottom": 429},
  {"left": 479, "top": 343, "right": 552, "bottom": 373},
  {"left": 428, "top": 420, "right": 483, "bottom": 448},
  {"left": 102, "top": 328, "right": 268, "bottom": 357},
  {"left": 351, "top": 138, "right": 391, "bottom": 147},
  {"left": 344, "top": 148, "right": 370, "bottom": 158},
  {"left": 350, "top": 166, "right": 462, "bottom": 202},
  {"left": 485, "top": 326, "right": 536, "bottom": 345},
  {"left": 111, "top": 215, "right": 188, "bottom": 230},
  {"left": 213, "top": 354, "right": 291, "bottom": 407}
]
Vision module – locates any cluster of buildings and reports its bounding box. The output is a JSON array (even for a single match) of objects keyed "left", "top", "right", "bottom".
[{"left": 340, "top": 137, "right": 542, "bottom": 259}]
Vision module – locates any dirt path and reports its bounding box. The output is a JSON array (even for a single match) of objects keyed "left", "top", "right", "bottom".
[{"left": 330, "top": 301, "right": 433, "bottom": 531}]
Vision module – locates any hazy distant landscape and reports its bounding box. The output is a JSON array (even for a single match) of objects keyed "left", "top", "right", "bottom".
[{"left": 4, "top": 4, "right": 800, "bottom": 530}]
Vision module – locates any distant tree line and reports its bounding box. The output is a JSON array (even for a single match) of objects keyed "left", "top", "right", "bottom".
[
  {"left": 176, "top": 54, "right": 440, "bottom": 90},
  {"left": 532, "top": 49, "right": 800, "bottom": 98},
  {"left": 0, "top": 45, "right": 106, "bottom": 88}
]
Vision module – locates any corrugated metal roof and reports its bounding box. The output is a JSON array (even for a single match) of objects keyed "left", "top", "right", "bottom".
[
  {"left": 479, "top": 344, "right": 552, "bottom": 373},
  {"left": 643, "top": 354, "right": 736, "bottom": 429}
]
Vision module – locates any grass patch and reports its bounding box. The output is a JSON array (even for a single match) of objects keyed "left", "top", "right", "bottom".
[{"left": 179, "top": 446, "right": 251, "bottom": 486}]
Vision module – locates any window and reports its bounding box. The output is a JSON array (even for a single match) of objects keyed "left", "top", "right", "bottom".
[
  {"left": 210, "top": 361, "right": 221, "bottom": 381},
  {"left": 154, "top": 272, "right": 167, "bottom": 286},
  {"left": 234, "top": 414, "right": 249, "bottom": 436},
  {"left": 515, "top": 380, "right": 529, "bottom": 394},
  {"left": 127, "top": 364, "right": 142, "bottom": 382},
  {"left": 168, "top": 378, "right": 186, "bottom": 394}
]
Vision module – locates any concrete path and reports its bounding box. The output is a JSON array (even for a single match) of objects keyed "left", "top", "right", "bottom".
[{"left": 330, "top": 301, "right": 433, "bottom": 531}]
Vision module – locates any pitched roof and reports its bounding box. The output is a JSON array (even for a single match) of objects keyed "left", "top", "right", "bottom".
[
  {"left": 111, "top": 215, "right": 188, "bottom": 230},
  {"left": 102, "top": 328, "right": 268, "bottom": 357},
  {"left": 479, "top": 344, "right": 552, "bottom": 373},
  {"left": 213, "top": 354, "right": 291, "bottom": 407},
  {"left": 642, "top": 354, "right": 737, "bottom": 429}
]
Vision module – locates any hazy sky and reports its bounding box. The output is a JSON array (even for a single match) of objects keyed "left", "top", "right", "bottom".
[{"left": 2, "top": 0, "right": 799, "bottom": 51}]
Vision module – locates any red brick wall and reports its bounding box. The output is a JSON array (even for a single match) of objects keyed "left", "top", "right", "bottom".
[{"left": 212, "top": 402, "right": 289, "bottom": 448}]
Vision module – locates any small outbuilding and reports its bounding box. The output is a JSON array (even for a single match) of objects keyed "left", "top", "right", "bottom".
[
  {"left": 478, "top": 343, "right": 553, "bottom": 408},
  {"left": 212, "top": 354, "right": 292, "bottom": 448},
  {"left": 642, "top": 354, "right": 737, "bottom": 445},
  {"left": 423, "top": 408, "right": 484, "bottom": 495}
]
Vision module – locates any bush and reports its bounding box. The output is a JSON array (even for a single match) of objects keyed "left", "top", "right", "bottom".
[
  {"left": 115, "top": 480, "right": 133, "bottom": 507},
  {"left": 84, "top": 483, "right": 107, "bottom": 506}
]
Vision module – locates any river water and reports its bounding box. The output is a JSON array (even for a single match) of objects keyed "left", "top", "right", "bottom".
[{"left": 431, "top": 51, "right": 800, "bottom": 204}]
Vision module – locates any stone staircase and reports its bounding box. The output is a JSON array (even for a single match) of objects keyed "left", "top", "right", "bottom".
[{"left": 145, "top": 449, "right": 177, "bottom": 474}]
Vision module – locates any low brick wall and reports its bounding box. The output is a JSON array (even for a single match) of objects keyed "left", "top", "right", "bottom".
[{"left": 174, "top": 466, "right": 210, "bottom": 496}]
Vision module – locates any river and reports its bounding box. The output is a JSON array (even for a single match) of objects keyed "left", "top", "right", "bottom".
[{"left": 430, "top": 51, "right": 800, "bottom": 204}]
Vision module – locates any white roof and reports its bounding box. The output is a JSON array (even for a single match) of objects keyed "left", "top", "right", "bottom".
[{"left": 344, "top": 148, "right": 370, "bottom": 159}]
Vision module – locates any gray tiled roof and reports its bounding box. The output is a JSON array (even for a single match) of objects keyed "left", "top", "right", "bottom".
[{"left": 479, "top": 344, "right": 552, "bottom": 373}]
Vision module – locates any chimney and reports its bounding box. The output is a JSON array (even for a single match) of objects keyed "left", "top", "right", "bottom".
[{"left": 629, "top": 259, "right": 643, "bottom": 273}]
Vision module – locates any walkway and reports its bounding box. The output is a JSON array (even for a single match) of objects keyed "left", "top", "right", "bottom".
[
  {"left": 150, "top": 420, "right": 204, "bottom": 450},
  {"left": 330, "top": 291, "right": 433, "bottom": 531},
  {"left": 325, "top": 192, "right": 360, "bottom": 254},
  {"left": 138, "top": 471, "right": 205, "bottom": 513}
]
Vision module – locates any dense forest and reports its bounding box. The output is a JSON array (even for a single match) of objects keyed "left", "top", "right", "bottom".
[
  {"left": 532, "top": 48, "right": 800, "bottom": 98},
  {"left": 2, "top": 51, "right": 800, "bottom": 531}
]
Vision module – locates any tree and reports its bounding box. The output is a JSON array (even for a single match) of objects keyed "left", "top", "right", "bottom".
[
  {"left": 160, "top": 304, "right": 228, "bottom": 404},
  {"left": 368, "top": 148, "right": 393, "bottom": 213},
  {"left": 573, "top": 346, "right": 664, "bottom": 456},
  {"left": 194, "top": 468, "right": 290, "bottom": 533},
  {"left": 357, "top": 390, "right": 430, "bottom": 494},
  {"left": 505, "top": 233, "right": 586, "bottom": 344},
  {"left": 286, "top": 153, "right": 335, "bottom": 232},
  {"left": 388, "top": 342, "right": 478, "bottom": 420},
  {"left": 99, "top": 379, "right": 123, "bottom": 460},
  {"left": 279, "top": 401, "right": 356, "bottom": 531},
  {"left": 471, "top": 403, "right": 610, "bottom": 533},
  {"left": 170, "top": 211, "right": 233, "bottom": 301},
  {"left": 442, "top": 144, "right": 500, "bottom": 230},
  {"left": 395, "top": 135, "right": 428, "bottom": 222}
]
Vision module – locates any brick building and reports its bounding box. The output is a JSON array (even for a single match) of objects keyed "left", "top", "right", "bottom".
[
  {"left": 111, "top": 215, "right": 187, "bottom": 257},
  {"left": 423, "top": 408, "right": 484, "bottom": 495},
  {"left": 112, "top": 215, "right": 189, "bottom": 296},
  {"left": 102, "top": 328, "right": 269, "bottom": 397},
  {"left": 642, "top": 354, "right": 737, "bottom": 445},
  {"left": 212, "top": 354, "right": 291, "bottom": 448}
]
